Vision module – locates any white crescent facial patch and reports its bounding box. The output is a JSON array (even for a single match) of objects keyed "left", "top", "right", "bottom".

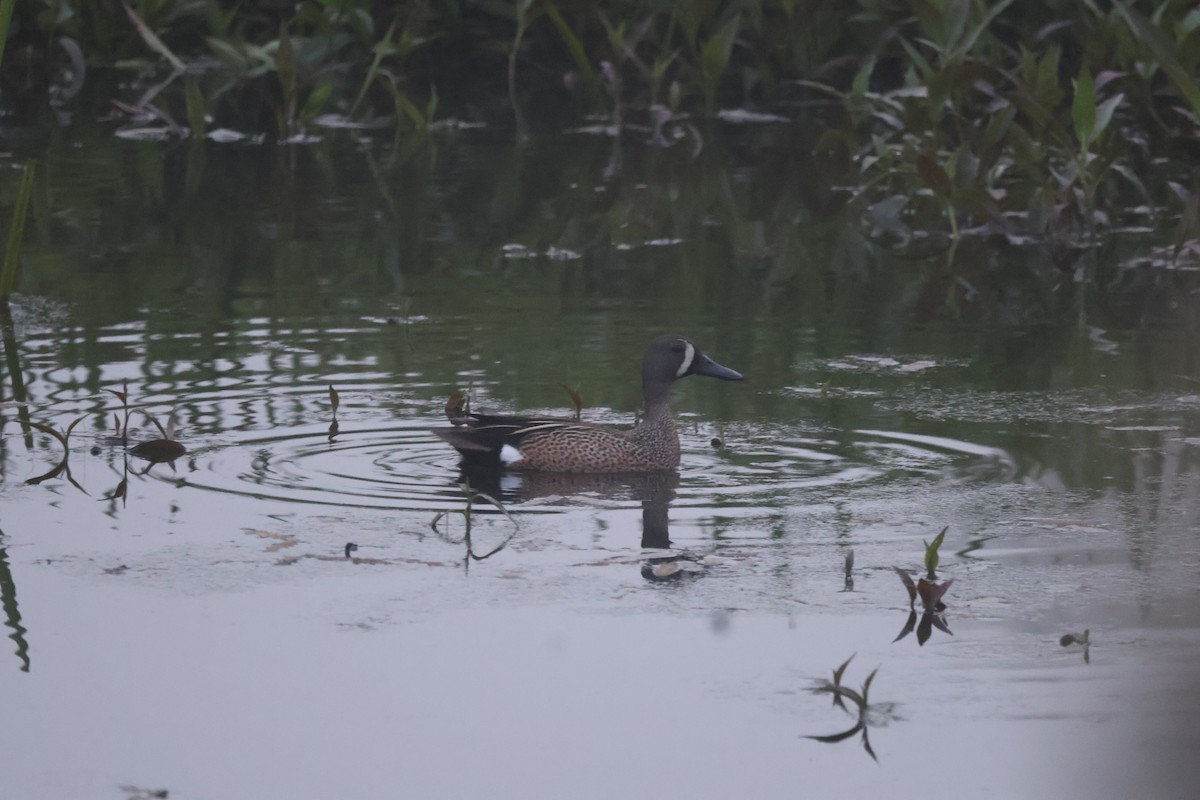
[{"left": 675, "top": 341, "right": 695, "bottom": 378}]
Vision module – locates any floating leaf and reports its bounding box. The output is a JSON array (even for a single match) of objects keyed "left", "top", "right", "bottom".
[
  {"left": 128, "top": 439, "right": 187, "bottom": 463},
  {"left": 329, "top": 385, "right": 340, "bottom": 414}
]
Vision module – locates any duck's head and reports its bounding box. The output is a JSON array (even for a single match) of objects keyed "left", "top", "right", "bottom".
[{"left": 643, "top": 335, "right": 744, "bottom": 390}]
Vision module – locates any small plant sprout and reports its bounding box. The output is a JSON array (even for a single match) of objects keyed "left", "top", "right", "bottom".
[
  {"left": 923, "top": 525, "right": 948, "bottom": 580},
  {"left": 1060, "top": 629, "right": 1092, "bottom": 663},
  {"left": 103, "top": 380, "right": 131, "bottom": 443},
  {"left": 893, "top": 529, "right": 955, "bottom": 646}
]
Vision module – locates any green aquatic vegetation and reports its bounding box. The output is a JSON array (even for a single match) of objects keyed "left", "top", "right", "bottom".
[
  {"left": 1, "top": 162, "right": 35, "bottom": 301},
  {"left": 924, "top": 525, "right": 948, "bottom": 580},
  {"left": 893, "top": 528, "right": 954, "bottom": 645},
  {"left": 0, "top": 0, "right": 16, "bottom": 67}
]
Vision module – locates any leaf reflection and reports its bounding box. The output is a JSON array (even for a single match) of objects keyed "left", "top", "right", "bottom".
[{"left": 806, "top": 655, "right": 900, "bottom": 762}]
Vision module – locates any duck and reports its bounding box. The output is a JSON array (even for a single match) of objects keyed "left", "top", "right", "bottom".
[{"left": 433, "top": 335, "right": 744, "bottom": 473}]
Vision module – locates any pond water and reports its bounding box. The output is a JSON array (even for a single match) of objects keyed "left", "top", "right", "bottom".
[{"left": 2, "top": 123, "right": 1200, "bottom": 799}]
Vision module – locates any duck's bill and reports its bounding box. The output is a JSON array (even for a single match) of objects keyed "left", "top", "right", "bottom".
[{"left": 691, "top": 353, "right": 744, "bottom": 381}]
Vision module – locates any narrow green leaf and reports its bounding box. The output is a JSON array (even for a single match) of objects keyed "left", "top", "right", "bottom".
[
  {"left": 425, "top": 84, "right": 439, "bottom": 123},
  {"left": 950, "top": 0, "right": 1015, "bottom": 59},
  {"left": 543, "top": 1, "right": 599, "bottom": 94},
  {"left": 1, "top": 161, "right": 36, "bottom": 299},
  {"left": 1118, "top": 6, "right": 1200, "bottom": 118},
  {"left": 122, "top": 2, "right": 186, "bottom": 72},
  {"left": 184, "top": 78, "right": 206, "bottom": 137},
  {"left": 1073, "top": 64, "right": 1096, "bottom": 150},
  {"left": 0, "top": 0, "right": 17, "bottom": 67},
  {"left": 351, "top": 17, "right": 397, "bottom": 117},
  {"left": 207, "top": 37, "right": 249, "bottom": 73}
]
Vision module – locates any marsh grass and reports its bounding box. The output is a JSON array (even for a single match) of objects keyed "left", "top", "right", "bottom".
[
  {"left": 0, "top": 162, "right": 35, "bottom": 301},
  {"left": 5, "top": 2, "right": 1200, "bottom": 294}
]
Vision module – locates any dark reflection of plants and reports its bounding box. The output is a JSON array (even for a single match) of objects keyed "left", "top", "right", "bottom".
[
  {"left": 25, "top": 416, "right": 86, "bottom": 491},
  {"left": 429, "top": 482, "right": 519, "bottom": 570},
  {"left": 806, "top": 654, "right": 900, "bottom": 763},
  {"left": 0, "top": 531, "right": 31, "bottom": 673},
  {"left": 893, "top": 526, "right": 954, "bottom": 646}
]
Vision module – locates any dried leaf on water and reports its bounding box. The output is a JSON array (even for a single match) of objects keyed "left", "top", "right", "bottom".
[
  {"left": 128, "top": 439, "right": 187, "bottom": 463},
  {"left": 559, "top": 383, "right": 583, "bottom": 420},
  {"left": 445, "top": 391, "right": 467, "bottom": 423}
]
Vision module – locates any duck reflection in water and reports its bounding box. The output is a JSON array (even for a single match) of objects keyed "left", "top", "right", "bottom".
[{"left": 454, "top": 463, "right": 696, "bottom": 581}]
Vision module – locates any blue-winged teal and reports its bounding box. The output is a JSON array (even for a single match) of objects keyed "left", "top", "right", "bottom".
[{"left": 433, "top": 335, "right": 744, "bottom": 473}]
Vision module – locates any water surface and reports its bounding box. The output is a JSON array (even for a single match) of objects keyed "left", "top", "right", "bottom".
[{"left": 2, "top": 125, "right": 1200, "bottom": 799}]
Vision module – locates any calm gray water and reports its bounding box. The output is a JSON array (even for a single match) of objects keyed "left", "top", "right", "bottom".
[{"left": 2, "top": 125, "right": 1200, "bottom": 799}]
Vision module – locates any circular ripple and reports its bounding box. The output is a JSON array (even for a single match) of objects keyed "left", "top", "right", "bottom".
[
  {"left": 169, "top": 411, "right": 1015, "bottom": 514},
  {"left": 178, "top": 420, "right": 469, "bottom": 511}
]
